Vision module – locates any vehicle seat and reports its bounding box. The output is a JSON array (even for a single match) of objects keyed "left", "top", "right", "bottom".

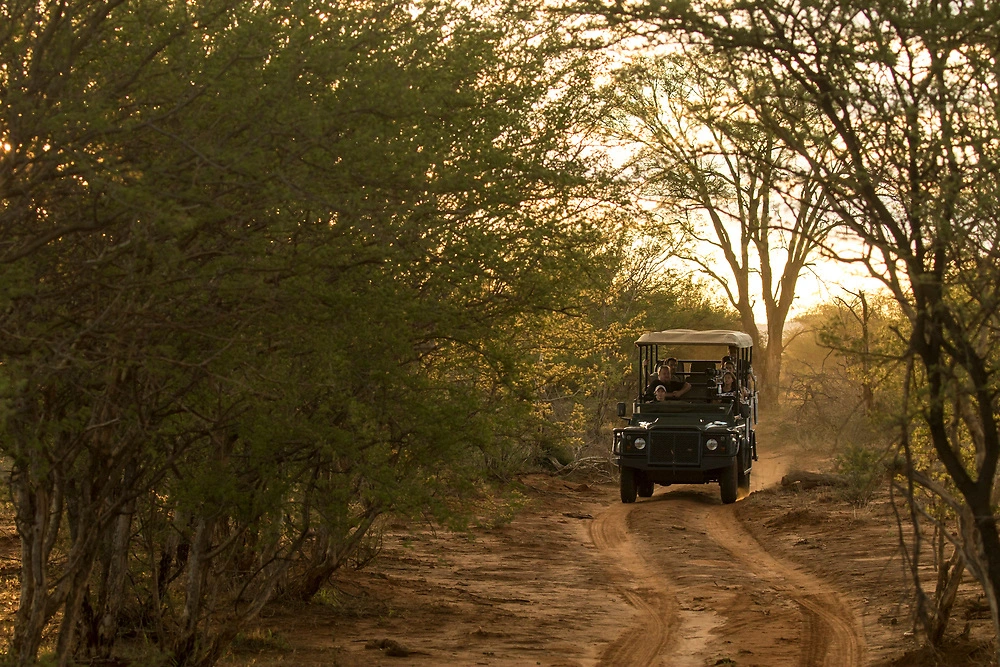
[
  {"left": 689, "top": 361, "right": 717, "bottom": 375},
  {"left": 685, "top": 361, "right": 717, "bottom": 400}
]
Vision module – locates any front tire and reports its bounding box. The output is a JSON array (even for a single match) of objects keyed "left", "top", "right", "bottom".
[
  {"left": 738, "top": 450, "right": 751, "bottom": 496},
  {"left": 620, "top": 467, "right": 638, "bottom": 503},
  {"left": 638, "top": 476, "right": 654, "bottom": 498},
  {"left": 720, "top": 460, "right": 738, "bottom": 504},
  {"left": 738, "top": 467, "right": 751, "bottom": 497}
]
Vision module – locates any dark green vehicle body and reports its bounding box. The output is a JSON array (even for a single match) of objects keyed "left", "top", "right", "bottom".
[{"left": 612, "top": 329, "right": 759, "bottom": 504}]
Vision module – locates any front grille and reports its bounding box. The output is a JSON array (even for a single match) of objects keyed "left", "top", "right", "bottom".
[{"left": 649, "top": 430, "right": 700, "bottom": 465}]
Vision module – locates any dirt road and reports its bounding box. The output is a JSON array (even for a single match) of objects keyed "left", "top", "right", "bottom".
[
  {"left": 590, "top": 486, "right": 864, "bottom": 667},
  {"left": 232, "top": 451, "right": 917, "bottom": 667}
]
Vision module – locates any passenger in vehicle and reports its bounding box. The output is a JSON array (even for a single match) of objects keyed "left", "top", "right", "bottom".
[
  {"left": 717, "top": 371, "right": 749, "bottom": 403},
  {"left": 721, "top": 355, "right": 736, "bottom": 373},
  {"left": 653, "top": 385, "right": 669, "bottom": 402},
  {"left": 645, "top": 360, "right": 663, "bottom": 387},
  {"left": 719, "top": 371, "right": 738, "bottom": 396},
  {"left": 643, "top": 358, "right": 691, "bottom": 401},
  {"left": 645, "top": 357, "right": 676, "bottom": 385}
]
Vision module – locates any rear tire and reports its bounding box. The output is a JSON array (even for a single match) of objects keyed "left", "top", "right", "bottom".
[
  {"left": 720, "top": 460, "right": 738, "bottom": 504},
  {"left": 620, "top": 467, "right": 637, "bottom": 503},
  {"left": 638, "top": 476, "right": 654, "bottom": 498}
]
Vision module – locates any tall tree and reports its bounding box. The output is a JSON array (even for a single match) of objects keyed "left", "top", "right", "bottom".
[
  {"left": 572, "top": 0, "right": 1000, "bottom": 652},
  {"left": 604, "top": 53, "right": 835, "bottom": 406},
  {"left": 0, "top": 1, "right": 626, "bottom": 664}
]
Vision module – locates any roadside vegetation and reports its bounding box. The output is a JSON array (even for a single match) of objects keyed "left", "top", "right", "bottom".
[{"left": 0, "top": 2, "right": 638, "bottom": 664}]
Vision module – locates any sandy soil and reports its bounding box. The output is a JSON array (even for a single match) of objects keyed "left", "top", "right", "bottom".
[
  {"left": 224, "top": 436, "right": 996, "bottom": 667},
  {"left": 0, "top": 428, "right": 992, "bottom": 666}
]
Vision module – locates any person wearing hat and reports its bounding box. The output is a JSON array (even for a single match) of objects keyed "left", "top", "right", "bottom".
[{"left": 643, "top": 359, "right": 691, "bottom": 401}]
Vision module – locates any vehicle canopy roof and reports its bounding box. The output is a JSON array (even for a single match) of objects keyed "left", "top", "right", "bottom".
[{"left": 636, "top": 329, "right": 753, "bottom": 348}]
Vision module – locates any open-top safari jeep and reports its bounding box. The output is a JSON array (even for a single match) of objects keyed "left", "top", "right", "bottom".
[{"left": 612, "top": 329, "right": 759, "bottom": 504}]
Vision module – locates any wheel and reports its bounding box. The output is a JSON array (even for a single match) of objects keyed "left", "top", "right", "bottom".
[
  {"left": 738, "top": 466, "right": 751, "bottom": 497},
  {"left": 638, "top": 476, "right": 654, "bottom": 498},
  {"left": 620, "top": 467, "right": 637, "bottom": 503},
  {"left": 738, "top": 449, "right": 751, "bottom": 496},
  {"left": 719, "top": 460, "right": 738, "bottom": 504}
]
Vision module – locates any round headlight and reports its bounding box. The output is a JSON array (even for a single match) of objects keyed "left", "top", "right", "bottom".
[
  {"left": 634, "top": 437, "right": 646, "bottom": 450},
  {"left": 705, "top": 438, "right": 719, "bottom": 451}
]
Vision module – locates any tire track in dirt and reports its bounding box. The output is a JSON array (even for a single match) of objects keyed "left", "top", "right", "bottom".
[
  {"left": 592, "top": 488, "right": 865, "bottom": 667},
  {"left": 700, "top": 504, "right": 865, "bottom": 667},
  {"left": 589, "top": 501, "right": 679, "bottom": 666}
]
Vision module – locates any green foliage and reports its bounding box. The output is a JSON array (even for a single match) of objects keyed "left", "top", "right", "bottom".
[
  {"left": 833, "top": 443, "right": 890, "bottom": 507},
  {"left": 0, "top": 1, "right": 632, "bottom": 665}
]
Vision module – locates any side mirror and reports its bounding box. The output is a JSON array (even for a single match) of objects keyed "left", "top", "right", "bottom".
[
  {"left": 617, "top": 402, "right": 627, "bottom": 418},
  {"left": 740, "top": 403, "right": 751, "bottom": 419}
]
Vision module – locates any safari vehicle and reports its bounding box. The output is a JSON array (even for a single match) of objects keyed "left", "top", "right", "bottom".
[{"left": 612, "top": 329, "right": 759, "bottom": 504}]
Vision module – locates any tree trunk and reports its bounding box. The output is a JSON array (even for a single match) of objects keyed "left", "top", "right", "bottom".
[
  {"left": 12, "top": 482, "right": 54, "bottom": 665},
  {"left": 96, "top": 505, "right": 135, "bottom": 655},
  {"left": 757, "top": 339, "right": 783, "bottom": 409},
  {"left": 928, "top": 548, "right": 965, "bottom": 645},
  {"left": 295, "top": 510, "right": 379, "bottom": 601}
]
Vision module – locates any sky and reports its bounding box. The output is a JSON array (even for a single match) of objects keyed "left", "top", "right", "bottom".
[
  {"left": 786, "top": 257, "right": 888, "bottom": 319},
  {"left": 671, "top": 238, "right": 893, "bottom": 326}
]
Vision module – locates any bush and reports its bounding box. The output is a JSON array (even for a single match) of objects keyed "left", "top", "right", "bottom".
[{"left": 834, "top": 443, "right": 891, "bottom": 506}]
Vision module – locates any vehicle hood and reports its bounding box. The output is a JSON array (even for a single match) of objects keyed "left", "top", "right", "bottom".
[{"left": 629, "top": 415, "right": 740, "bottom": 431}]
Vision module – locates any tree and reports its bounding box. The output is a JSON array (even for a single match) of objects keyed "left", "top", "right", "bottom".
[
  {"left": 0, "top": 1, "right": 626, "bottom": 664},
  {"left": 572, "top": 0, "right": 1000, "bottom": 653},
  {"left": 782, "top": 291, "right": 907, "bottom": 439},
  {"left": 603, "top": 52, "right": 836, "bottom": 406}
]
